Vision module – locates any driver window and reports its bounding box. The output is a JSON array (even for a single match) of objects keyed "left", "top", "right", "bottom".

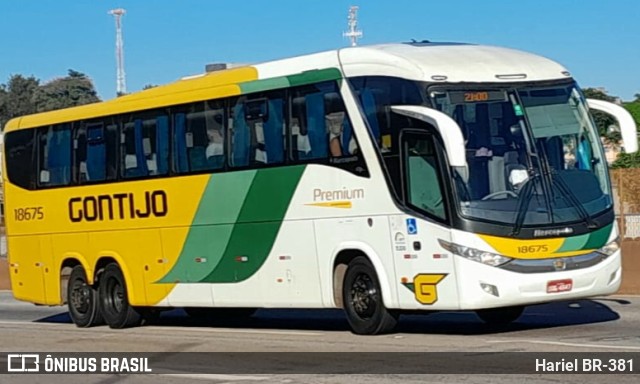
[{"left": 404, "top": 133, "right": 446, "bottom": 221}]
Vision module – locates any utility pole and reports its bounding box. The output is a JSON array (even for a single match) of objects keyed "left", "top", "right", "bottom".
[
  {"left": 343, "top": 6, "right": 363, "bottom": 47},
  {"left": 109, "top": 8, "right": 127, "bottom": 95}
]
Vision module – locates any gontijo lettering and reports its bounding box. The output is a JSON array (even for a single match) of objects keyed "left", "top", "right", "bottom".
[{"left": 68, "top": 190, "right": 168, "bottom": 222}]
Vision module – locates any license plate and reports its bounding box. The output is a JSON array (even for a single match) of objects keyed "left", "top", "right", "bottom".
[{"left": 547, "top": 279, "right": 573, "bottom": 293}]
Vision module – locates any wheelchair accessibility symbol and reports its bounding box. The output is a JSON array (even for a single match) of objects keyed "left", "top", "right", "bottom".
[{"left": 406, "top": 218, "right": 418, "bottom": 235}]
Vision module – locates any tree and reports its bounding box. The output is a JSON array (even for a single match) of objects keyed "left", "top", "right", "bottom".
[
  {"left": 582, "top": 88, "right": 620, "bottom": 144},
  {"left": 0, "top": 74, "right": 40, "bottom": 129},
  {"left": 624, "top": 100, "right": 640, "bottom": 128},
  {"left": 611, "top": 150, "right": 640, "bottom": 168},
  {"left": 32, "top": 69, "right": 100, "bottom": 113}
]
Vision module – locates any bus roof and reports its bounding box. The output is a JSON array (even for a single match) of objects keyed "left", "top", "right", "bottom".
[
  {"left": 4, "top": 42, "right": 571, "bottom": 132},
  {"left": 338, "top": 42, "right": 571, "bottom": 84}
]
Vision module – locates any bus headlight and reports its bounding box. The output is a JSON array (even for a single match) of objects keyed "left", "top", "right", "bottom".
[
  {"left": 438, "top": 239, "right": 512, "bottom": 267},
  {"left": 598, "top": 237, "right": 620, "bottom": 257}
]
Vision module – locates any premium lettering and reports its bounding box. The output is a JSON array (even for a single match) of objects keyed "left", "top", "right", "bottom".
[
  {"left": 313, "top": 187, "right": 365, "bottom": 202},
  {"left": 69, "top": 190, "right": 168, "bottom": 222}
]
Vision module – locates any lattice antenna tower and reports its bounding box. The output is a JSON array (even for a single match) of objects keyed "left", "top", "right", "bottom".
[
  {"left": 109, "top": 8, "right": 127, "bottom": 95},
  {"left": 343, "top": 6, "right": 363, "bottom": 47}
]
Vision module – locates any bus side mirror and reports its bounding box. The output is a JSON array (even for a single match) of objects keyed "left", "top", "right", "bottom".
[
  {"left": 587, "top": 99, "right": 638, "bottom": 153},
  {"left": 391, "top": 105, "right": 467, "bottom": 167}
]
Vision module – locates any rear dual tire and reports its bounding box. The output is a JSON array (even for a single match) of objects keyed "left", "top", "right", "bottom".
[
  {"left": 98, "top": 263, "right": 143, "bottom": 329},
  {"left": 67, "top": 265, "right": 103, "bottom": 328}
]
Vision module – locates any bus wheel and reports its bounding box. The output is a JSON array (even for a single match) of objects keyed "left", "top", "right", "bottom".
[
  {"left": 98, "top": 263, "right": 142, "bottom": 329},
  {"left": 476, "top": 306, "right": 524, "bottom": 326},
  {"left": 67, "top": 265, "right": 103, "bottom": 327},
  {"left": 342, "top": 256, "right": 398, "bottom": 335}
]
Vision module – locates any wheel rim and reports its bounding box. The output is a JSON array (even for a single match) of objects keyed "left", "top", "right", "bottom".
[
  {"left": 70, "top": 278, "right": 91, "bottom": 316},
  {"left": 105, "top": 277, "right": 125, "bottom": 314},
  {"left": 350, "top": 272, "right": 377, "bottom": 319}
]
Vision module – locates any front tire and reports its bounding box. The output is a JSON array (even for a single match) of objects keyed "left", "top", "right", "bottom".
[
  {"left": 476, "top": 306, "right": 524, "bottom": 326},
  {"left": 67, "top": 265, "right": 103, "bottom": 327},
  {"left": 98, "top": 263, "right": 142, "bottom": 329},
  {"left": 342, "top": 256, "right": 398, "bottom": 335}
]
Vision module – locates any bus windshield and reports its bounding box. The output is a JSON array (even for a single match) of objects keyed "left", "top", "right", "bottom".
[{"left": 430, "top": 83, "right": 612, "bottom": 228}]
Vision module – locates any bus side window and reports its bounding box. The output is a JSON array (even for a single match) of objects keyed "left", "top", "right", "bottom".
[
  {"left": 404, "top": 133, "right": 446, "bottom": 221},
  {"left": 121, "top": 113, "right": 169, "bottom": 178},
  {"left": 4, "top": 129, "right": 36, "bottom": 190},
  {"left": 289, "top": 87, "right": 330, "bottom": 162},
  {"left": 186, "top": 105, "right": 209, "bottom": 171},
  {"left": 230, "top": 92, "right": 285, "bottom": 168},
  {"left": 39, "top": 124, "right": 72, "bottom": 187},
  {"left": 179, "top": 101, "right": 226, "bottom": 173},
  {"left": 324, "top": 91, "right": 359, "bottom": 157}
]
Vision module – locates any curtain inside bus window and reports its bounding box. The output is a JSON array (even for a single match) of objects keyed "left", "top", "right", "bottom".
[
  {"left": 156, "top": 115, "right": 169, "bottom": 175},
  {"left": 174, "top": 113, "right": 188, "bottom": 173},
  {"left": 233, "top": 103, "right": 250, "bottom": 167},
  {"left": 47, "top": 126, "right": 72, "bottom": 185},
  {"left": 264, "top": 98, "right": 284, "bottom": 164},
  {"left": 301, "top": 92, "right": 327, "bottom": 159},
  {"left": 360, "top": 89, "right": 380, "bottom": 144},
  {"left": 186, "top": 110, "right": 209, "bottom": 172},
  {"left": 342, "top": 118, "right": 353, "bottom": 155},
  {"left": 545, "top": 136, "right": 563, "bottom": 171},
  {"left": 125, "top": 119, "right": 148, "bottom": 177},
  {"left": 86, "top": 125, "right": 106, "bottom": 181},
  {"left": 577, "top": 137, "right": 592, "bottom": 170}
]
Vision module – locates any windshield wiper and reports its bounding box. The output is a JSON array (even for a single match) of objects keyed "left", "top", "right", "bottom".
[
  {"left": 551, "top": 172, "right": 598, "bottom": 229},
  {"left": 509, "top": 173, "right": 539, "bottom": 237}
]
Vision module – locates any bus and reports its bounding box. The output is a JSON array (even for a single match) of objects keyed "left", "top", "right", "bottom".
[{"left": 2, "top": 42, "right": 637, "bottom": 335}]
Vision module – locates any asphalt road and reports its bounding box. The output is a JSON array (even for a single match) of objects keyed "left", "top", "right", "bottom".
[{"left": 0, "top": 291, "right": 639, "bottom": 384}]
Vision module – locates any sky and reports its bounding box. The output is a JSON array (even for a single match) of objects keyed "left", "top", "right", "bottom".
[{"left": 1, "top": 0, "right": 639, "bottom": 101}]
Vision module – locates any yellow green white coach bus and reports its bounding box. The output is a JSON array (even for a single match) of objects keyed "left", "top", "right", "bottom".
[{"left": 2, "top": 42, "right": 637, "bottom": 334}]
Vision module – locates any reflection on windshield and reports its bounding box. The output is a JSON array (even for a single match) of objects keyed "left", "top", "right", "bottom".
[{"left": 432, "top": 83, "right": 612, "bottom": 226}]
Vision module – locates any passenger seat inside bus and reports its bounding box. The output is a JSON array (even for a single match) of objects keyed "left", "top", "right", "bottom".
[{"left": 504, "top": 151, "right": 528, "bottom": 191}]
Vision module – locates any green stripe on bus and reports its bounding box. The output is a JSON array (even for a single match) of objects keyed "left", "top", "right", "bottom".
[
  {"left": 287, "top": 68, "right": 342, "bottom": 87},
  {"left": 239, "top": 77, "right": 290, "bottom": 94},
  {"left": 157, "top": 171, "right": 257, "bottom": 283},
  {"left": 581, "top": 223, "right": 613, "bottom": 250},
  {"left": 201, "top": 165, "right": 306, "bottom": 282},
  {"left": 238, "top": 68, "right": 342, "bottom": 95},
  {"left": 554, "top": 232, "right": 590, "bottom": 253},
  {"left": 193, "top": 171, "right": 257, "bottom": 225},
  {"left": 158, "top": 165, "right": 306, "bottom": 284},
  {"left": 555, "top": 223, "right": 613, "bottom": 254}
]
